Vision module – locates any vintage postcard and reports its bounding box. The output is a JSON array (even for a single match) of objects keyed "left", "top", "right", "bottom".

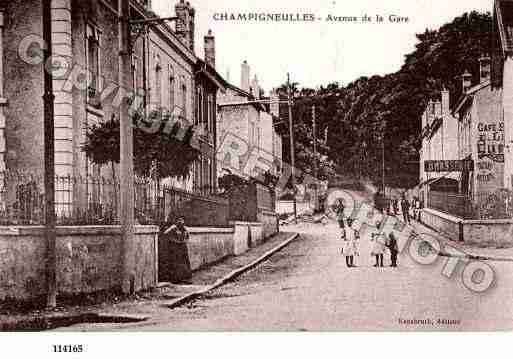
[{"left": 0, "top": 0, "right": 511, "bottom": 339}]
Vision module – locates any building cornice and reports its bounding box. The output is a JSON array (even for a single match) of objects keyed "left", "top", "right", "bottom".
[{"left": 130, "top": 0, "right": 197, "bottom": 65}]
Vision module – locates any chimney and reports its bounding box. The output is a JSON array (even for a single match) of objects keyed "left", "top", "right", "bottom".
[
  {"left": 175, "top": 0, "right": 195, "bottom": 52},
  {"left": 479, "top": 54, "right": 491, "bottom": 83},
  {"left": 434, "top": 100, "right": 442, "bottom": 119},
  {"left": 241, "top": 60, "right": 250, "bottom": 93},
  {"left": 251, "top": 75, "right": 260, "bottom": 99},
  {"left": 426, "top": 100, "right": 434, "bottom": 125},
  {"left": 441, "top": 87, "right": 450, "bottom": 117},
  {"left": 204, "top": 29, "right": 215, "bottom": 68},
  {"left": 461, "top": 70, "right": 472, "bottom": 93}
]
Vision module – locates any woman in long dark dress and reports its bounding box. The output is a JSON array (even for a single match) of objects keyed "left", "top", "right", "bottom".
[{"left": 160, "top": 217, "right": 192, "bottom": 284}]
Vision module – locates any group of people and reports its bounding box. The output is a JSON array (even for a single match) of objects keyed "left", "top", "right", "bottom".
[
  {"left": 374, "top": 192, "right": 423, "bottom": 225},
  {"left": 336, "top": 201, "right": 399, "bottom": 268}
]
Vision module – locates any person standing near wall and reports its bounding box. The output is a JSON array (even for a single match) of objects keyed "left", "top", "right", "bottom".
[
  {"left": 161, "top": 217, "right": 192, "bottom": 284},
  {"left": 387, "top": 232, "right": 399, "bottom": 268},
  {"left": 374, "top": 190, "right": 382, "bottom": 213},
  {"left": 335, "top": 199, "right": 345, "bottom": 229},
  {"left": 400, "top": 196, "right": 411, "bottom": 225}
]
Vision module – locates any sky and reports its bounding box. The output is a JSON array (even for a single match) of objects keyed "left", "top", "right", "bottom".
[{"left": 153, "top": 0, "right": 492, "bottom": 93}]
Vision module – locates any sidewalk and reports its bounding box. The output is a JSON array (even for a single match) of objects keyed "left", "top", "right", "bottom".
[
  {"left": 409, "top": 219, "right": 513, "bottom": 261},
  {"left": 0, "top": 231, "right": 299, "bottom": 331}
]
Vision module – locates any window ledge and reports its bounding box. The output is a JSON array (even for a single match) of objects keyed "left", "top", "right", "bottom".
[{"left": 0, "top": 98, "right": 8, "bottom": 106}]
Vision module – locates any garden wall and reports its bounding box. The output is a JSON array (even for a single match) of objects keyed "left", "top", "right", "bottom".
[
  {"left": 421, "top": 208, "right": 513, "bottom": 246},
  {"left": 0, "top": 226, "right": 158, "bottom": 301}
]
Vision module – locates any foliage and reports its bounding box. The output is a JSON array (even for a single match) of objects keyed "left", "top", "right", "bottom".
[
  {"left": 218, "top": 173, "right": 250, "bottom": 193},
  {"left": 82, "top": 112, "right": 200, "bottom": 180},
  {"left": 276, "top": 11, "right": 493, "bottom": 189},
  {"left": 218, "top": 171, "right": 278, "bottom": 193}
]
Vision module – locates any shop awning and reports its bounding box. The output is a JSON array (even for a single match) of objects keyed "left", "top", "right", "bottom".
[{"left": 418, "top": 172, "right": 461, "bottom": 188}]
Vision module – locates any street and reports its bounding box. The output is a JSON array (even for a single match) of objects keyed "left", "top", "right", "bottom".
[{"left": 85, "top": 215, "right": 513, "bottom": 331}]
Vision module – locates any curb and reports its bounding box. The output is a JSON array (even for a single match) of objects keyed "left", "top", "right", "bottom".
[
  {"left": 408, "top": 222, "right": 513, "bottom": 262},
  {"left": 162, "top": 233, "right": 300, "bottom": 309},
  {"left": 438, "top": 252, "right": 513, "bottom": 262},
  {"left": 0, "top": 312, "right": 151, "bottom": 331}
]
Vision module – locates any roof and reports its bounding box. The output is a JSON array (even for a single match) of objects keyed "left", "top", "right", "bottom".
[
  {"left": 418, "top": 173, "right": 460, "bottom": 188},
  {"left": 218, "top": 83, "right": 266, "bottom": 111},
  {"left": 226, "top": 83, "right": 252, "bottom": 98},
  {"left": 452, "top": 80, "right": 491, "bottom": 115},
  {"left": 495, "top": 0, "right": 513, "bottom": 56},
  {"left": 195, "top": 60, "right": 228, "bottom": 93}
]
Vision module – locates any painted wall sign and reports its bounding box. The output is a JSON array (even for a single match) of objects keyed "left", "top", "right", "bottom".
[
  {"left": 476, "top": 159, "right": 495, "bottom": 183},
  {"left": 477, "top": 121, "right": 504, "bottom": 163},
  {"left": 424, "top": 159, "right": 474, "bottom": 172}
]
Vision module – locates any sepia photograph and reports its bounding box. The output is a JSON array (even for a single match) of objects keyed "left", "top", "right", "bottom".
[{"left": 0, "top": 0, "right": 512, "bottom": 340}]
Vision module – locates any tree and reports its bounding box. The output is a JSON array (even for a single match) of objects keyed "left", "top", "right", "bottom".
[
  {"left": 275, "top": 11, "right": 493, "bottom": 189},
  {"left": 82, "top": 112, "right": 200, "bottom": 181}
]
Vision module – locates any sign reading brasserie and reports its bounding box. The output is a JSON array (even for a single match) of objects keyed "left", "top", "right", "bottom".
[{"left": 424, "top": 160, "right": 474, "bottom": 173}]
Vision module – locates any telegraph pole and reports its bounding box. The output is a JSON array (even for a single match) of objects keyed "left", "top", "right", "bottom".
[
  {"left": 312, "top": 105, "right": 318, "bottom": 212},
  {"left": 119, "top": 0, "right": 135, "bottom": 294},
  {"left": 382, "top": 132, "right": 386, "bottom": 196},
  {"left": 43, "top": 0, "right": 57, "bottom": 308},
  {"left": 287, "top": 73, "right": 297, "bottom": 223}
]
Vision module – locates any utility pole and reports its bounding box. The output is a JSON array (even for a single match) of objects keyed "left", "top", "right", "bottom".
[
  {"left": 312, "top": 105, "right": 318, "bottom": 212},
  {"left": 119, "top": 0, "right": 135, "bottom": 294},
  {"left": 287, "top": 73, "right": 297, "bottom": 223},
  {"left": 382, "top": 131, "right": 386, "bottom": 197},
  {"left": 43, "top": 0, "right": 56, "bottom": 309}
]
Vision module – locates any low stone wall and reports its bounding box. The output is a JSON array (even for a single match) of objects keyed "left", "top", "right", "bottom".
[
  {"left": 232, "top": 225, "right": 250, "bottom": 256},
  {"left": 1, "top": 218, "right": 282, "bottom": 300},
  {"left": 421, "top": 208, "right": 461, "bottom": 241},
  {"left": 258, "top": 210, "right": 279, "bottom": 239},
  {"left": 249, "top": 223, "right": 264, "bottom": 248},
  {"left": 421, "top": 208, "right": 513, "bottom": 246},
  {"left": 463, "top": 219, "right": 513, "bottom": 246},
  {"left": 0, "top": 226, "right": 158, "bottom": 301},
  {"left": 184, "top": 221, "right": 274, "bottom": 272},
  {"left": 230, "top": 221, "right": 264, "bottom": 249},
  {"left": 187, "top": 227, "right": 235, "bottom": 271},
  {"left": 276, "top": 200, "right": 313, "bottom": 215}
]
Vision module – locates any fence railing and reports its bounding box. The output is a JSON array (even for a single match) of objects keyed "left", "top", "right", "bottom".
[
  {"left": 427, "top": 190, "right": 513, "bottom": 220},
  {"left": 0, "top": 171, "right": 230, "bottom": 227},
  {"left": 427, "top": 191, "right": 474, "bottom": 219}
]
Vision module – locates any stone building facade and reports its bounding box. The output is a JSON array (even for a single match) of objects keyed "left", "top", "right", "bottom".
[
  {"left": 419, "top": 56, "right": 505, "bottom": 206},
  {"left": 492, "top": 0, "right": 513, "bottom": 190},
  {"left": 217, "top": 60, "right": 283, "bottom": 180},
  {"left": 0, "top": 0, "right": 225, "bottom": 213},
  {"left": 453, "top": 77, "right": 504, "bottom": 198}
]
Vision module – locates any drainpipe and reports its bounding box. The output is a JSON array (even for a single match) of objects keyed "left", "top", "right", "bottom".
[{"left": 43, "top": 0, "right": 57, "bottom": 308}]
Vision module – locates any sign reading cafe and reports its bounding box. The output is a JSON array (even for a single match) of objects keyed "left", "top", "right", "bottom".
[
  {"left": 477, "top": 122, "right": 504, "bottom": 163},
  {"left": 424, "top": 160, "right": 474, "bottom": 173}
]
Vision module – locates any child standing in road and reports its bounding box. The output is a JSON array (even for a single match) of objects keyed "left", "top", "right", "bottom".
[
  {"left": 387, "top": 232, "right": 399, "bottom": 267},
  {"left": 342, "top": 219, "right": 359, "bottom": 267},
  {"left": 370, "top": 223, "right": 386, "bottom": 268}
]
